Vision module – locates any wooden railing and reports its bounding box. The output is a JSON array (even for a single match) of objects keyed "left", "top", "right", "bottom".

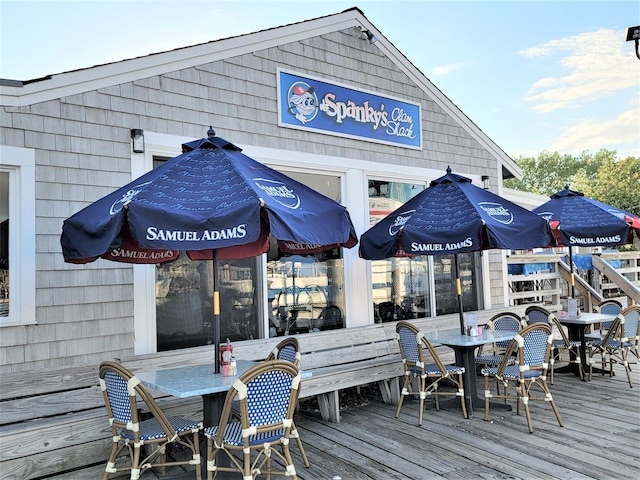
[{"left": 508, "top": 251, "right": 640, "bottom": 309}]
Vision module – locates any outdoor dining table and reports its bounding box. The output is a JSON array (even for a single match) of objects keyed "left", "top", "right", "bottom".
[
  {"left": 555, "top": 311, "right": 617, "bottom": 380},
  {"left": 426, "top": 328, "right": 519, "bottom": 417}
]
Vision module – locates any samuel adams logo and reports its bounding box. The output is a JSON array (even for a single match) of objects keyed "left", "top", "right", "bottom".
[
  {"left": 478, "top": 202, "right": 514, "bottom": 225},
  {"left": 389, "top": 210, "right": 415, "bottom": 236},
  {"left": 253, "top": 178, "right": 301, "bottom": 209},
  {"left": 110, "top": 181, "right": 152, "bottom": 215}
]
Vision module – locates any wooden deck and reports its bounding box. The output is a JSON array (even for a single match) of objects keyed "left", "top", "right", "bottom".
[{"left": 87, "top": 361, "right": 640, "bottom": 480}]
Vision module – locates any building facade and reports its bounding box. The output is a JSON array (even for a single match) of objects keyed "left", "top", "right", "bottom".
[{"left": 0, "top": 8, "right": 525, "bottom": 372}]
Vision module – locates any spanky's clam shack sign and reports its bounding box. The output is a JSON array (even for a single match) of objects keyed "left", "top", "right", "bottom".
[{"left": 278, "top": 69, "right": 422, "bottom": 149}]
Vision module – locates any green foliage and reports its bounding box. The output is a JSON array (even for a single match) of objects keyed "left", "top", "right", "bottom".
[
  {"left": 505, "top": 149, "right": 619, "bottom": 197},
  {"left": 576, "top": 156, "right": 640, "bottom": 217}
]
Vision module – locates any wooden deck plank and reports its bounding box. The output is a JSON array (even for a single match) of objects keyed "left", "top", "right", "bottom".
[{"left": 41, "top": 362, "right": 639, "bottom": 480}]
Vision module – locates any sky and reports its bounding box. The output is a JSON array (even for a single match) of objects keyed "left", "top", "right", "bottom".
[{"left": 1, "top": 0, "right": 639, "bottom": 159}]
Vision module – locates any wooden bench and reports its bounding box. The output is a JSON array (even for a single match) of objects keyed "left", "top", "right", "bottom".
[{"left": 0, "top": 305, "right": 529, "bottom": 479}]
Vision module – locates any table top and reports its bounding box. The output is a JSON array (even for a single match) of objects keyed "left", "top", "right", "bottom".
[
  {"left": 136, "top": 360, "right": 311, "bottom": 398},
  {"left": 557, "top": 312, "right": 617, "bottom": 326},
  {"left": 426, "top": 328, "right": 519, "bottom": 347}
]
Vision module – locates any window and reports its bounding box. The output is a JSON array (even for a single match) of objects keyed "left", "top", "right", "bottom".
[
  {"left": 367, "top": 179, "right": 483, "bottom": 321},
  {"left": 433, "top": 253, "right": 481, "bottom": 315},
  {"left": 266, "top": 172, "right": 346, "bottom": 337},
  {"left": 152, "top": 158, "right": 347, "bottom": 351},
  {"left": 0, "top": 146, "right": 36, "bottom": 325},
  {"left": 0, "top": 172, "right": 8, "bottom": 316},
  {"left": 368, "top": 180, "right": 429, "bottom": 321}
]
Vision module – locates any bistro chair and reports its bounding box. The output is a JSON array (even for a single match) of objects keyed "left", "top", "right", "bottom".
[
  {"left": 586, "top": 299, "right": 623, "bottom": 340},
  {"left": 547, "top": 311, "right": 585, "bottom": 383},
  {"left": 263, "top": 337, "right": 309, "bottom": 468},
  {"left": 204, "top": 360, "right": 301, "bottom": 480},
  {"left": 231, "top": 337, "right": 308, "bottom": 467},
  {"left": 482, "top": 323, "right": 563, "bottom": 433},
  {"left": 623, "top": 305, "right": 640, "bottom": 365},
  {"left": 99, "top": 361, "right": 203, "bottom": 480},
  {"left": 588, "top": 306, "right": 639, "bottom": 388},
  {"left": 475, "top": 311, "right": 524, "bottom": 371},
  {"left": 395, "top": 321, "right": 468, "bottom": 426}
]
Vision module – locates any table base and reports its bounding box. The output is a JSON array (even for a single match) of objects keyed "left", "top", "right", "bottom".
[{"left": 438, "top": 395, "right": 512, "bottom": 415}]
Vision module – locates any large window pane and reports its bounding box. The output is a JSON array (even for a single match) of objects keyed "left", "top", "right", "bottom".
[
  {"left": 433, "top": 253, "right": 480, "bottom": 315},
  {"left": 368, "top": 180, "right": 429, "bottom": 321},
  {"left": 266, "top": 172, "right": 346, "bottom": 337}
]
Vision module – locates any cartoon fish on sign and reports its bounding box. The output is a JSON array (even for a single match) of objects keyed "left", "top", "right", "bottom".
[{"left": 287, "top": 83, "right": 318, "bottom": 124}]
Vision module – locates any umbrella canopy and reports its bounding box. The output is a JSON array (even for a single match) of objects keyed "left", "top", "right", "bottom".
[
  {"left": 532, "top": 185, "right": 638, "bottom": 296},
  {"left": 61, "top": 130, "right": 358, "bottom": 371},
  {"left": 359, "top": 167, "right": 554, "bottom": 334}
]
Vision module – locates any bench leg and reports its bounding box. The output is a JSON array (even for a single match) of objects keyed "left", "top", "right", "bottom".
[
  {"left": 388, "top": 377, "right": 401, "bottom": 405},
  {"left": 317, "top": 392, "right": 341, "bottom": 423},
  {"left": 378, "top": 379, "right": 392, "bottom": 404}
]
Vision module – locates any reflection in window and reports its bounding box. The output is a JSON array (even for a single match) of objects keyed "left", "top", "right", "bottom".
[
  {"left": 368, "top": 180, "right": 429, "bottom": 322},
  {"left": 0, "top": 172, "right": 8, "bottom": 317},
  {"left": 267, "top": 245, "right": 344, "bottom": 337},
  {"left": 433, "top": 254, "right": 479, "bottom": 315},
  {"left": 266, "top": 171, "right": 346, "bottom": 337}
]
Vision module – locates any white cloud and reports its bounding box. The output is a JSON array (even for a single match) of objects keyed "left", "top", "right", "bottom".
[
  {"left": 520, "top": 29, "right": 639, "bottom": 113},
  {"left": 548, "top": 105, "right": 640, "bottom": 155},
  {"left": 431, "top": 63, "right": 463, "bottom": 75}
]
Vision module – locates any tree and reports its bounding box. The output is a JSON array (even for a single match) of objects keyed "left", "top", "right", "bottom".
[
  {"left": 575, "top": 156, "right": 640, "bottom": 216},
  {"left": 505, "top": 149, "right": 617, "bottom": 198}
]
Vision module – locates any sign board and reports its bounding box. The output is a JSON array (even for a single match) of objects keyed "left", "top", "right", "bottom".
[{"left": 278, "top": 69, "right": 422, "bottom": 149}]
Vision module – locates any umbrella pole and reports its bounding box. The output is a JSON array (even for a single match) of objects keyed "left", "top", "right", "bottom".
[
  {"left": 454, "top": 254, "right": 465, "bottom": 335},
  {"left": 569, "top": 246, "right": 575, "bottom": 298},
  {"left": 213, "top": 249, "right": 221, "bottom": 374}
]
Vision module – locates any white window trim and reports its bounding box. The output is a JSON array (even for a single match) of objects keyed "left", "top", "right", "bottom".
[{"left": 0, "top": 145, "right": 36, "bottom": 326}]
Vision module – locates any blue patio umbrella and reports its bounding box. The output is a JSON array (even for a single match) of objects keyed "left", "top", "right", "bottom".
[
  {"left": 359, "top": 167, "right": 554, "bottom": 334},
  {"left": 532, "top": 185, "right": 638, "bottom": 297},
  {"left": 61, "top": 128, "right": 358, "bottom": 372}
]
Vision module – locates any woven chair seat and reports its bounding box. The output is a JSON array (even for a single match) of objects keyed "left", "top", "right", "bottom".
[
  {"left": 475, "top": 354, "right": 516, "bottom": 366},
  {"left": 409, "top": 364, "right": 464, "bottom": 375},
  {"left": 482, "top": 364, "right": 542, "bottom": 379},
  {"left": 204, "top": 423, "right": 285, "bottom": 446},
  {"left": 552, "top": 338, "right": 584, "bottom": 348},
  {"left": 122, "top": 416, "right": 202, "bottom": 441}
]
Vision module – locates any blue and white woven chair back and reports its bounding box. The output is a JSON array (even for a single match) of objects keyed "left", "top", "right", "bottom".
[
  {"left": 622, "top": 307, "right": 639, "bottom": 340},
  {"left": 103, "top": 370, "right": 133, "bottom": 423},
  {"left": 522, "top": 327, "right": 550, "bottom": 367},
  {"left": 600, "top": 302, "right": 622, "bottom": 328},
  {"left": 278, "top": 344, "right": 298, "bottom": 364},
  {"left": 398, "top": 326, "right": 420, "bottom": 363},
  {"left": 494, "top": 316, "right": 522, "bottom": 349},
  {"left": 526, "top": 307, "right": 550, "bottom": 325},
  {"left": 246, "top": 369, "right": 293, "bottom": 427}
]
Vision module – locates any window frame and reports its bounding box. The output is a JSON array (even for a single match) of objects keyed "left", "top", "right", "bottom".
[{"left": 0, "top": 145, "right": 36, "bottom": 326}]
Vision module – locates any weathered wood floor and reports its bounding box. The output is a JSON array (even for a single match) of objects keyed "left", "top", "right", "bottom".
[{"left": 106, "top": 362, "right": 640, "bottom": 480}]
